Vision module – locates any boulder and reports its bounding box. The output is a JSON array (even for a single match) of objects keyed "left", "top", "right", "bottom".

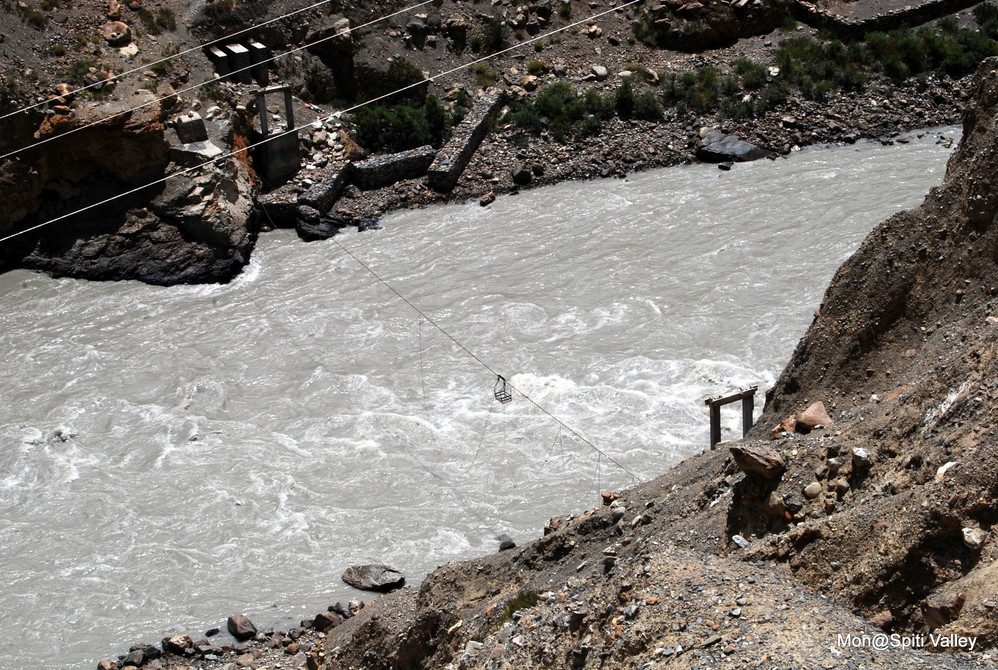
[
  {"left": 696, "top": 128, "right": 771, "bottom": 163},
  {"left": 162, "top": 633, "right": 194, "bottom": 655},
  {"left": 342, "top": 564, "right": 406, "bottom": 592},
  {"left": 921, "top": 591, "right": 966, "bottom": 630},
  {"left": 795, "top": 401, "right": 831, "bottom": 431},
  {"left": 312, "top": 611, "right": 343, "bottom": 632},
  {"left": 227, "top": 614, "right": 258, "bottom": 641},
  {"left": 591, "top": 65, "right": 608, "bottom": 82},
  {"left": 729, "top": 444, "right": 786, "bottom": 480},
  {"left": 511, "top": 164, "right": 532, "bottom": 185},
  {"left": 99, "top": 21, "right": 131, "bottom": 47}
]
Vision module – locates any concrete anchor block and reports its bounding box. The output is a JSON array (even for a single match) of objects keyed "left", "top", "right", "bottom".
[
  {"left": 206, "top": 45, "right": 230, "bottom": 81},
  {"left": 173, "top": 111, "right": 208, "bottom": 144},
  {"left": 223, "top": 43, "right": 252, "bottom": 84},
  {"left": 247, "top": 40, "right": 270, "bottom": 86}
]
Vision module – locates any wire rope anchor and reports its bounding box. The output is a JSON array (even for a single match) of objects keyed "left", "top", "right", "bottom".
[{"left": 493, "top": 375, "right": 513, "bottom": 404}]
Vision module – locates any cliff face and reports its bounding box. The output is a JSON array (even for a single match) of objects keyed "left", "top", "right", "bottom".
[
  {"left": 317, "top": 59, "right": 998, "bottom": 670},
  {"left": 0, "top": 95, "right": 258, "bottom": 285}
]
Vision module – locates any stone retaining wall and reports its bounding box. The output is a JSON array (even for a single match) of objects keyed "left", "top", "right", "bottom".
[
  {"left": 426, "top": 90, "right": 506, "bottom": 193},
  {"left": 350, "top": 145, "right": 437, "bottom": 190},
  {"left": 298, "top": 168, "right": 351, "bottom": 213}
]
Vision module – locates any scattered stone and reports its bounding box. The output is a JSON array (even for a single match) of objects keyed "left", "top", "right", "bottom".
[
  {"left": 870, "top": 610, "right": 894, "bottom": 630},
  {"left": 235, "top": 651, "right": 257, "bottom": 667},
  {"left": 227, "top": 614, "right": 258, "bottom": 641},
  {"left": 963, "top": 527, "right": 987, "bottom": 550},
  {"left": 99, "top": 21, "right": 131, "bottom": 47},
  {"left": 852, "top": 447, "right": 872, "bottom": 468},
  {"left": 480, "top": 192, "right": 496, "bottom": 206},
  {"left": 729, "top": 444, "right": 786, "bottom": 479},
  {"left": 936, "top": 461, "right": 958, "bottom": 481},
  {"left": 342, "top": 564, "right": 406, "bottom": 592},
  {"left": 795, "top": 401, "right": 832, "bottom": 431},
  {"left": 312, "top": 611, "right": 342, "bottom": 632},
  {"left": 803, "top": 482, "right": 822, "bottom": 499},
  {"left": 511, "top": 164, "right": 533, "bottom": 185},
  {"left": 731, "top": 534, "right": 749, "bottom": 549},
  {"left": 162, "top": 633, "right": 193, "bottom": 655},
  {"left": 173, "top": 111, "right": 208, "bottom": 144},
  {"left": 718, "top": 161, "right": 733, "bottom": 171},
  {"left": 591, "top": 65, "right": 608, "bottom": 81},
  {"left": 921, "top": 591, "right": 966, "bottom": 630}
]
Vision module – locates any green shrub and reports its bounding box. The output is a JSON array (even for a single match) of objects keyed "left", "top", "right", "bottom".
[
  {"left": 615, "top": 79, "right": 662, "bottom": 120},
  {"left": 138, "top": 8, "right": 162, "bottom": 35},
  {"left": 733, "top": 57, "right": 767, "bottom": 89},
  {"left": 17, "top": 2, "right": 48, "bottom": 28},
  {"left": 350, "top": 95, "right": 449, "bottom": 152},
  {"left": 474, "top": 17, "right": 509, "bottom": 55},
  {"left": 471, "top": 63, "right": 498, "bottom": 87},
  {"left": 156, "top": 6, "right": 176, "bottom": 31},
  {"left": 61, "top": 58, "right": 97, "bottom": 85},
  {"left": 506, "top": 82, "right": 618, "bottom": 141},
  {"left": 527, "top": 59, "right": 546, "bottom": 75},
  {"left": 501, "top": 591, "right": 538, "bottom": 624}
]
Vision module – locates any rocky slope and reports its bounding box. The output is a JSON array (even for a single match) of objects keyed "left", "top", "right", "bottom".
[
  {"left": 311, "top": 57, "right": 998, "bottom": 669},
  {"left": 0, "top": 0, "right": 975, "bottom": 283}
]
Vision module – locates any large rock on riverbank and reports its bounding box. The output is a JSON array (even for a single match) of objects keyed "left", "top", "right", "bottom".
[{"left": 0, "top": 96, "right": 258, "bottom": 285}]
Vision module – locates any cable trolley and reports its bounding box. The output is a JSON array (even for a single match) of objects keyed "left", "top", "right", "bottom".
[{"left": 493, "top": 375, "right": 513, "bottom": 404}]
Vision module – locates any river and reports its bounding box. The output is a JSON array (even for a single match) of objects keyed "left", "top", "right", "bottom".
[{"left": 0, "top": 128, "right": 958, "bottom": 669}]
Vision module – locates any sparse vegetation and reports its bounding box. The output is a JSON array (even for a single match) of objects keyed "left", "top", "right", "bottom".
[
  {"left": 499, "top": 590, "right": 539, "bottom": 626},
  {"left": 506, "top": 81, "right": 615, "bottom": 141},
  {"left": 350, "top": 95, "right": 449, "bottom": 153},
  {"left": 61, "top": 58, "right": 97, "bottom": 85},
  {"left": 16, "top": 2, "right": 48, "bottom": 29},
  {"left": 471, "top": 63, "right": 499, "bottom": 88},
  {"left": 156, "top": 6, "right": 176, "bottom": 31},
  {"left": 471, "top": 17, "right": 510, "bottom": 55},
  {"left": 615, "top": 79, "right": 663, "bottom": 121}
]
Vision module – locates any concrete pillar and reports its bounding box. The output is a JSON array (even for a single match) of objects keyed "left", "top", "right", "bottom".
[
  {"left": 224, "top": 43, "right": 252, "bottom": 84},
  {"left": 247, "top": 40, "right": 270, "bottom": 86},
  {"left": 207, "top": 46, "right": 230, "bottom": 81}
]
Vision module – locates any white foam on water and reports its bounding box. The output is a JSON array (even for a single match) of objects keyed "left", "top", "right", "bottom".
[{"left": 0, "top": 129, "right": 962, "bottom": 670}]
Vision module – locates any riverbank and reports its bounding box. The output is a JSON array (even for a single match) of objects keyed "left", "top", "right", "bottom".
[{"left": 75, "top": 127, "right": 962, "bottom": 670}]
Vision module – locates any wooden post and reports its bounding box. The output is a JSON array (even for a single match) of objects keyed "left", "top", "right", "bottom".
[
  {"left": 709, "top": 403, "right": 721, "bottom": 450},
  {"left": 742, "top": 392, "right": 754, "bottom": 438},
  {"left": 705, "top": 386, "right": 758, "bottom": 449}
]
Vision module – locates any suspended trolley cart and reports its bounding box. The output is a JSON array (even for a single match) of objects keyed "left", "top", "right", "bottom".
[{"left": 494, "top": 375, "right": 513, "bottom": 404}]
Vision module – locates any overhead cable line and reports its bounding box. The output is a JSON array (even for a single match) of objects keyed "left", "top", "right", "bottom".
[
  {"left": 331, "top": 237, "right": 643, "bottom": 484},
  {"left": 2, "top": 0, "right": 343, "bottom": 121},
  {"left": 0, "top": 0, "right": 643, "bottom": 246},
  {"left": 0, "top": 0, "right": 435, "bottom": 162}
]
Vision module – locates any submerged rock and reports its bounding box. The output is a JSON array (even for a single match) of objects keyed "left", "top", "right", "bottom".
[
  {"left": 342, "top": 564, "right": 406, "bottom": 592},
  {"left": 696, "top": 128, "right": 772, "bottom": 163}
]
